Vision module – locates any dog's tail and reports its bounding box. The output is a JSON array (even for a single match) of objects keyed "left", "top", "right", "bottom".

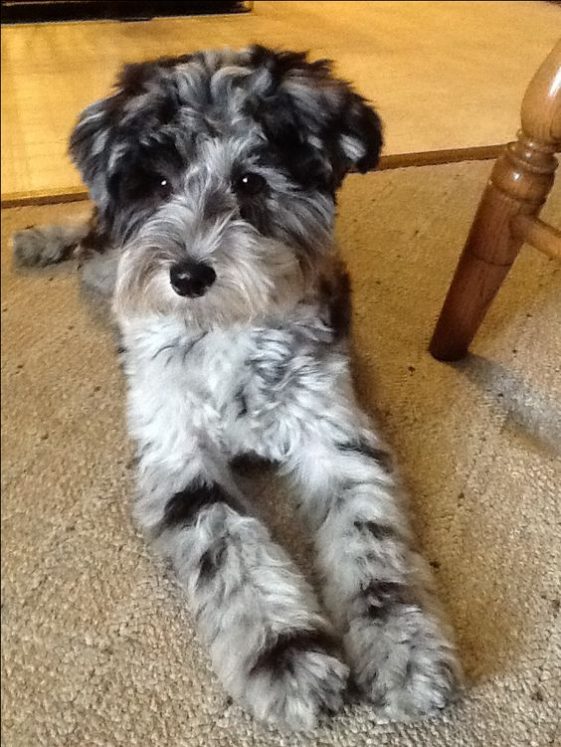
[{"left": 13, "top": 221, "right": 89, "bottom": 268}]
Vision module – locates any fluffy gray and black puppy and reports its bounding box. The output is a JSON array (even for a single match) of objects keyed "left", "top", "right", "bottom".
[{"left": 14, "top": 46, "right": 461, "bottom": 731}]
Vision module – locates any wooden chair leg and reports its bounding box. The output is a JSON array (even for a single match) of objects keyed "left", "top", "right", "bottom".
[{"left": 429, "top": 40, "right": 561, "bottom": 362}]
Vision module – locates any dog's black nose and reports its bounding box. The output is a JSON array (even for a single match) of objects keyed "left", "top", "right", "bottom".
[{"left": 169, "top": 261, "right": 216, "bottom": 298}]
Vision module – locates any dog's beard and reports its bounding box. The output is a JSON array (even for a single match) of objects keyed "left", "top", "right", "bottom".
[{"left": 112, "top": 223, "right": 307, "bottom": 330}]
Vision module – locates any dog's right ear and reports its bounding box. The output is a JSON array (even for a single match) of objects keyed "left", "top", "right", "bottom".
[
  {"left": 69, "top": 96, "right": 116, "bottom": 207},
  {"left": 69, "top": 61, "right": 160, "bottom": 204},
  {"left": 70, "top": 58, "right": 186, "bottom": 209}
]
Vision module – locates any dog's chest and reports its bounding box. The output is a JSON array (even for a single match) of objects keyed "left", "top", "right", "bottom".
[
  {"left": 122, "top": 321, "right": 248, "bottom": 441},
  {"left": 121, "top": 313, "right": 341, "bottom": 454}
]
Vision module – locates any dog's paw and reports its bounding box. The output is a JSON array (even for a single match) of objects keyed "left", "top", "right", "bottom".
[
  {"left": 242, "top": 631, "right": 349, "bottom": 731},
  {"left": 13, "top": 224, "right": 82, "bottom": 268},
  {"left": 13, "top": 226, "right": 50, "bottom": 267},
  {"left": 346, "top": 603, "right": 461, "bottom": 720}
]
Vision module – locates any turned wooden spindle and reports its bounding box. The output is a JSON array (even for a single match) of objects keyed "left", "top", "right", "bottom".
[{"left": 430, "top": 40, "right": 561, "bottom": 362}]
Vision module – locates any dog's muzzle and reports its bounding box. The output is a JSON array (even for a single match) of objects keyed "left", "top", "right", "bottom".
[{"left": 169, "top": 260, "right": 216, "bottom": 298}]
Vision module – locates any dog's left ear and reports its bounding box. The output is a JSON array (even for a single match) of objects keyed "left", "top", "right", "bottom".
[
  {"left": 333, "top": 90, "right": 384, "bottom": 175},
  {"left": 249, "top": 47, "right": 383, "bottom": 189}
]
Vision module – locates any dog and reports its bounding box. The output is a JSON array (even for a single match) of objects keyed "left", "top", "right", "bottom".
[{"left": 14, "top": 46, "right": 461, "bottom": 731}]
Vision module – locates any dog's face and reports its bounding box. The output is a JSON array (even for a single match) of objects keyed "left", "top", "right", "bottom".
[{"left": 71, "top": 46, "right": 382, "bottom": 328}]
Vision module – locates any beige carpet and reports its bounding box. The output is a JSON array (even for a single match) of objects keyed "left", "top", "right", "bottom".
[{"left": 2, "top": 161, "right": 560, "bottom": 746}]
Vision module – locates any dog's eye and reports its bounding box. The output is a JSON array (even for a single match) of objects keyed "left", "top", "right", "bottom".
[
  {"left": 114, "top": 166, "right": 174, "bottom": 204},
  {"left": 157, "top": 177, "right": 172, "bottom": 198},
  {"left": 235, "top": 172, "right": 266, "bottom": 196}
]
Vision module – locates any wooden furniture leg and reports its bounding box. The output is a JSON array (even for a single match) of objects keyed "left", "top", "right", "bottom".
[{"left": 429, "top": 40, "right": 561, "bottom": 362}]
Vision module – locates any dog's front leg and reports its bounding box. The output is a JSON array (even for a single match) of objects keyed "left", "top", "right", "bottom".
[
  {"left": 281, "top": 404, "right": 462, "bottom": 720},
  {"left": 13, "top": 213, "right": 119, "bottom": 299},
  {"left": 134, "top": 454, "right": 348, "bottom": 731},
  {"left": 13, "top": 220, "right": 91, "bottom": 267}
]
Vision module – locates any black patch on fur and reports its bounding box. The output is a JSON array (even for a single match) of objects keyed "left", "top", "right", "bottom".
[
  {"left": 360, "top": 580, "right": 416, "bottom": 621},
  {"left": 247, "top": 45, "right": 383, "bottom": 189},
  {"left": 230, "top": 159, "right": 276, "bottom": 233},
  {"left": 162, "top": 482, "right": 246, "bottom": 530},
  {"left": 116, "top": 54, "right": 193, "bottom": 97},
  {"left": 249, "top": 628, "right": 338, "bottom": 676},
  {"left": 354, "top": 520, "right": 395, "bottom": 541},
  {"left": 80, "top": 208, "right": 110, "bottom": 256},
  {"left": 254, "top": 101, "right": 334, "bottom": 193},
  {"left": 197, "top": 539, "right": 227, "bottom": 586},
  {"left": 338, "top": 440, "right": 393, "bottom": 472},
  {"left": 247, "top": 45, "right": 322, "bottom": 83},
  {"left": 320, "top": 269, "right": 352, "bottom": 340},
  {"left": 229, "top": 453, "right": 277, "bottom": 475},
  {"left": 109, "top": 141, "right": 184, "bottom": 208},
  {"left": 342, "top": 93, "right": 384, "bottom": 173},
  {"left": 116, "top": 61, "right": 156, "bottom": 97},
  {"left": 245, "top": 46, "right": 378, "bottom": 193}
]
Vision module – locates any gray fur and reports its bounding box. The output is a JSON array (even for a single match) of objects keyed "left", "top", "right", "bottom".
[
  {"left": 13, "top": 221, "right": 88, "bottom": 267},
  {"left": 15, "top": 46, "right": 461, "bottom": 731},
  {"left": 80, "top": 247, "right": 120, "bottom": 298}
]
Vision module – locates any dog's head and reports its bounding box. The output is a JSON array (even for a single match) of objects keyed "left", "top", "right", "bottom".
[{"left": 71, "top": 46, "right": 382, "bottom": 328}]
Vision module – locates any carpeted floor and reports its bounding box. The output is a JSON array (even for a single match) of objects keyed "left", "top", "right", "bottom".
[{"left": 2, "top": 161, "right": 560, "bottom": 746}]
